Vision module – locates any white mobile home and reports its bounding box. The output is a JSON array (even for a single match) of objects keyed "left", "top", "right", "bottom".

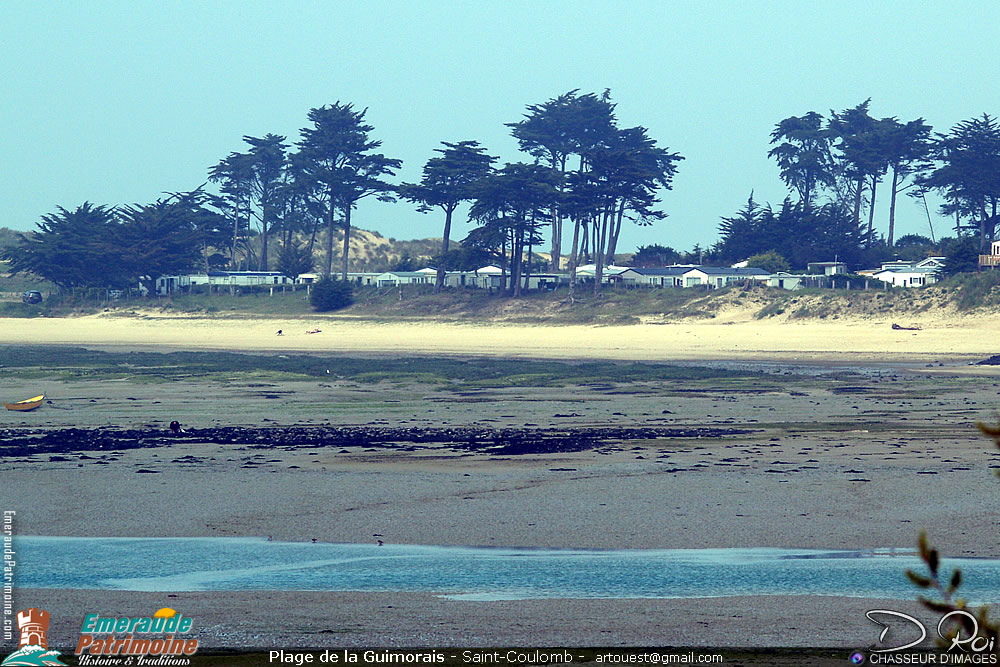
[
  {"left": 374, "top": 271, "right": 433, "bottom": 287},
  {"left": 766, "top": 273, "right": 828, "bottom": 290},
  {"left": 872, "top": 267, "right": 938, "bottom": 287},
  {"left": 617, "top": 267, "right": 690, "bottom": 287},
  {"left": 681, "top": 266, "right": 770, "bottom": 288},
  {"left": 156, "top": 271, "right": 301, "bottom": 295},
  {"left": 481, "top": 273, "right": 564, "bottom": 291},
  {"left": 575, "top": 264, "right": 630, "bottom": 284}
]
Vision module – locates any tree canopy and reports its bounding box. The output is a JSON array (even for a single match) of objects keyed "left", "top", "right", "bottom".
[
  {"left": 294, "top": 102, "right": 400, "bottom": 280},
  {"left": 919, "top": 114, "right": 1000, "bottom": 249},
  {"left": 716, "top": 194, "right": 863, "bottom": 270},
  {"left": 399, "top": 140, "right": 496, "bottom": 289},
  {"left": 12, "top": 93, "right": 1000, "bottom": 296},
  {"left": 2, "top": 191, "right": 215, "bottom": 291},
  {"left": 469, "top": 162, "right": 561, "bottom": 296}
]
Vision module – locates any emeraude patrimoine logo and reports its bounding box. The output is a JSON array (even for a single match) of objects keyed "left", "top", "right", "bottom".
[{"left": 75, "top": 608, "right": 198, "bottom": 658}]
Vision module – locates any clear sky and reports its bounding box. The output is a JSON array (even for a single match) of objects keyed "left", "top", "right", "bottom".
[{"left": 3, "top": 0, "right": 998, "bottom": 255}]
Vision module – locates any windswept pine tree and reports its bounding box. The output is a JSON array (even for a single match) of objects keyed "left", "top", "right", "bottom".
[
  {"left": 469, "top": 163, "right": 560, "bottom": 296},
  {"left": 920, "top": 114, "right": 1000, "bottom": 249},
  {"left": 768, "top": 111, "right": 835, "bottom": 206},
  {"left": 3, "top": 191, "right": 216, "bottom": 293},
  {"left": 208, "top": 152, "right": 255, "bottom": 268},
  {"left": 293, "top": 103, "right": 401, "bottom": 279},
  {"left": 242, "top": 133, "right": 288, "bottom": 271},
  {"left": 828, "top": 100, "right": 885, "bottom": 246},
  {"left": 507, "top": 90, "right": 682, "bottom": 297},
  {"left": 880, "top": 116, "right": 931, "bottom": 247},
  {"left": 399, "top": 140, "right": 496, "bottom": 290}
]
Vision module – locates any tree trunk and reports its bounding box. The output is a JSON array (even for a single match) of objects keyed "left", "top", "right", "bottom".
[
  {"left": 567, "top": 217, "right": 581, "bottom": 302},
  {"left": 511, "top": 224, "right": 524, "bottom": 297},
  {"left": 550, "top": 154, "right": 567, "bottom": 272},
  {"left": 550, "top": 213, "right": 561, "bottom": 272},
  {"left": 853, "top": 176, "right": 864, "bottom": 240},
  {"left": 231, "top": 198, "right": 241, "bottom": 269},
  {"left": 867, "top": 176, "right": 879, "bottom": 247},
  {"left": 888, "top": 165, "right": 900, "bottom": 248},
  {"left": 260, "top": 199, "right": 269, "bottom": 271},
  {"left": 593, "top": 204, "right": 611, "bottom": 296},
  {"left": 307, "top": 212, "right": 320, "bottom": 258},
  {"left": 325, "top": 199, "right": 335, "bottom": 277},
  {"left": 606, "top": 201, "right": 625, "bottom": 264},
  {"left": 500, "top": 233, "right": 508, "bottom": 295},
  {"left": 436, "top": 206, "right": 454, "bottom": 292},
  {"left": 523, "top": 217, "right": 533, "bottom": 294},
  {"left": 986, "top": 200, "right": 999, "bottom": 251},
  {"left": 341, "top": 205, "right": 352, "bottom": 281},
  {"left": 579, "top": 219, "right": 589, "bottom": 263},
  {"left": 591, "top": 218, "right": 598, "bottom": 270}
]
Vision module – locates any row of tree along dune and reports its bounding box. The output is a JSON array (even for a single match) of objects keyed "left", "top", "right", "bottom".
[{"left": 3, "top": 92, "right": 999, "bottom": 297}]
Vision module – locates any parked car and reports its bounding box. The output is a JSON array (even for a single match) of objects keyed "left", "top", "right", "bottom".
[{"left": 21, "top": 290, "right": 43, "bottom": 304}]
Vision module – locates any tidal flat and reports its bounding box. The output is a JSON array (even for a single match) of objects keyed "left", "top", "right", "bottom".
[{"left": 3, "top": 345, "right": 1000, "bottom": 649}]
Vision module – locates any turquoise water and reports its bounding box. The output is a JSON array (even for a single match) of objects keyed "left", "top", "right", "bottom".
[{"left": 11, "top": 537, "right": 1000, "bottom": 601}]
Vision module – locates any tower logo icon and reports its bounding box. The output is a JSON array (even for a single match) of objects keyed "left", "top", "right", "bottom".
[
  {"left": 17, "top": 610, "right": 48, "bottom": 650},
  {"left": 1, "top": 608, "right": 64, "bottom": 666}
]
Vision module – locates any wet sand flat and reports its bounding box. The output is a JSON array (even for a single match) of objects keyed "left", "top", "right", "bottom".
[{"left": 2, "top": 315, "right": 1000, "bottom": 650}]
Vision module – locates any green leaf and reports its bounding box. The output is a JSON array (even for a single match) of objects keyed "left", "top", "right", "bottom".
[{"left": 949, "top": 569, "right": 962, "bottom": 593}]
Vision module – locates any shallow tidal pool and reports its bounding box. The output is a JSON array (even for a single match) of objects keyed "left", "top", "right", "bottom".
[{"left": 11, "top": 537, "right": 999, "bottom": 602}]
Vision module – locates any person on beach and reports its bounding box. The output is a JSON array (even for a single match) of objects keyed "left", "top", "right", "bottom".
[
  {"left": 276, "top": 329, "right": 283, "bottom": 336},
  {"left": 306, "top": 328, "right": 322, "bottom": 334}
]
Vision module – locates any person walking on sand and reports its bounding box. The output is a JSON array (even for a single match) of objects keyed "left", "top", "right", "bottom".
[{"left": 276, "top": 329, "right": 283, "bottom": 336}]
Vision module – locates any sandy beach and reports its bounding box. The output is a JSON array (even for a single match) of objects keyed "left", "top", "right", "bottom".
[
  {"left": 3, "top": 309, "right": 1000, "bottom": 361},
  {"left": 3, "top": 312, "right": 1000, "bottom": 653}
]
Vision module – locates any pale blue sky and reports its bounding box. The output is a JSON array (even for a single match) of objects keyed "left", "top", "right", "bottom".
[{"left": 3, "top": 1, "right": 997, "bottom": 254}]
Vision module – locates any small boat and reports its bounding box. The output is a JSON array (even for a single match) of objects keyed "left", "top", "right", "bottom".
[{"left": 4, "top": 394, "right": 45, "bottom": 412}]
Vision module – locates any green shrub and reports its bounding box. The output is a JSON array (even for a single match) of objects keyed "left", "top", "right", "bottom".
[
  {"left": 310, "top": 278, "right": 354, "bottom": 312},
  {"left": 744, "top": 250, "right": 790, "bottom": 274}
]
